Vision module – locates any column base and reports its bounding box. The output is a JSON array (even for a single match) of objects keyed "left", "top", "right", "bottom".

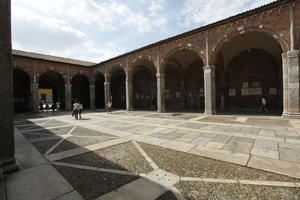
[
  {"left": 282, "top": 112, "right": 300, "bottom": 119},
  {"left": 0, "top": 158, "right": 19, "bottom": 173}
]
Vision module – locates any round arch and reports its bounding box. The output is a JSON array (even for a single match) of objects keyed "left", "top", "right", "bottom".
[
  {"left": 71, "top": 74, "right": 90, "bottom": 108},
  {"left": 211, "top": 30, "right": 284, "bottom": 113},
  {"left": 132, "top": 63, "right": 157, "bottom": 110},
  {"left": 111, "top": 68, "right": 126, "bottom": 109},
  {"left": 13, "top": 68, "right": 31, "bottom": 112},
  {"left": 39, "top": 71, "right": 65, "bottom": 108},
  {"left": 163, "top": 48, "right": 205, "bottom": 112}
]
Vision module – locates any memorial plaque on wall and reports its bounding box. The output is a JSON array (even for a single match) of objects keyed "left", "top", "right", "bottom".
[
  {"left": 136, "top": 93, "right": 139, "bottom": 99},
  {"left": 269, "top": 88, "right": 277, "bottom": 95},
  {"left": 241, "top": 88, "right": 249, "bottom": 95},
  {"left": 242, "top": 82, "right": 248, "bottom": 88},
  {"left": 189, "top": 92, "right": 192, "bottom": 97},
  {"left": 229, "top": 89, "right": 236, "bottom": 96},
  {"left": 176, "top": 92, "right": 180, "bottom": 98}
]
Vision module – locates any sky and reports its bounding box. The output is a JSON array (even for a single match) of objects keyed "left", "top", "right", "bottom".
[{"left": 11, "top": 0, "right": 276, "bottom": 63}]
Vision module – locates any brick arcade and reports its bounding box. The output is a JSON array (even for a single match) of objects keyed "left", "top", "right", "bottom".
[{"left": 12, "top": 0, "right": 300, "bottom": 117}]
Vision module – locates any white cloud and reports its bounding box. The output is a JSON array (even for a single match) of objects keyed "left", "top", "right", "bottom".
[{"left": 179, "top": 0, "right": 276, "bottom": 27}]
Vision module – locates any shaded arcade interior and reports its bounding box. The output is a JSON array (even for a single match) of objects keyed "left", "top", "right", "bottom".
[
  {"left": 72, "top": 74, "right": 90, "bottom": 108},
  {"left": 13, "top": 68, "right": 31, "bottom": 112},
  {"left": 215, "top": 32, "right": 283, "bottom": 113},
  {"left": 111, "top": 69, "right": 126, "bottom": 109}
]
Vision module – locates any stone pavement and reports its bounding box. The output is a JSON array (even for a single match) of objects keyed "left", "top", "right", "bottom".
[{"left": 2, "top": 111, "right": 300, "bottom": 200}]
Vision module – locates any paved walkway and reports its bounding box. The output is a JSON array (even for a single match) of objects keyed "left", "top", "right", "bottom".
[{"left": 2, "top": 111, "right": 300, "bottom": 200}]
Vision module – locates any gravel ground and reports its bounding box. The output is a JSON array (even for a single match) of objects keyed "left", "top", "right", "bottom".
[
  {"left": 26, "top": 126, "right": 73, "bottom": 136},
  {"left": 71, "top": 126, "right": 116, "bottom": 137},
  {"left": 138, "top": 142, "right": 299, "bottom": 182},
  {"left": 51, "top": 137, "right": 111, "bottom": 154},
  {"left": 43, "top": 119, "right": 69, "bottom": 128},
  {"left": 53, "top": 165, "right": 138, "bottom": 200},
  {"left": 175, "top": 181, "right": 300, "bottom": 200},
  {"left": 156, "top": 191, "right": 178, "bottom": 200},
  {"left": 59, "top": 142, "right": 153, "bottom": 174},
  {"left": 31, "top": 139, "right": 61, "bottom": 154}
]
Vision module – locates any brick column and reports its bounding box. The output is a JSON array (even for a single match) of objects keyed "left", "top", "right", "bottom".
[
  {"left": 126, "top": 76, "right": 133, "bottom": 111},
  {"left": 65, "top": 84, "right": 72, "bottom": 110},
  {"left": 203, "top": 66, "right": 216, "bottom": 115},
  {"left": 0, "top": 0, "right": 18, "bottom": 173},
  {"left": 31, "top": 82, "right": 39, "bottom": 112},
  {"left": 156, "top": 72, "right": 166, "bottom": 112},
  {"left": 90, "top": 84, "right": 95, "bottom": 109},
  {"left": 282, "top": 50, "right": 300, "bottom": 117}
]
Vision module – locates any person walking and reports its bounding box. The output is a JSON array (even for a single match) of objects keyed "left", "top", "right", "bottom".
[
  {"left": 73, "top": 101, "right": 79, "bottom": 119},
  {"left": 259, "top": 95, "right": 269, "bottom": 112},
  {"left": 78, "top": 101, "right": 83, "bottom": 119},
  {"left": 107, "top": 100, "right": 112, "bottom": 114}
]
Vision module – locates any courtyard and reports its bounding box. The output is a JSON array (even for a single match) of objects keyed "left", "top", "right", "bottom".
[{"left": 4, "top": 111, "right": 300, "bottom": 200}]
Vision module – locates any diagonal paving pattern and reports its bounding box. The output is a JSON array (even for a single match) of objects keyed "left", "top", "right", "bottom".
[{"left": 9, "top": 111, "right": 300, "bottom": 200}]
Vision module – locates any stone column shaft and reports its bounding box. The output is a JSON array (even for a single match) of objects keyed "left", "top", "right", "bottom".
[
  {"left": 126, "top": 78, "right": 133, "bottom": 111},
  {"left": 104, "top": 82, "right": 111, "bottom": 109},
  {"left": 0, "top": 0, "right": 18, "bottom": 173},
  {"left": 203, "top": 66, "right": 216, "bottom": 115},
  {"left": 156, "top": 73, "right": 166, "bottom": 112},
  {"left": 90, "top": 84, "right": 95, "bottom": 109},
  {"left": 31, "top": 82, "right": 39, "bottom": 112},
  {"left": 65, "top": 84, "right": 72, "bottom": 110}
]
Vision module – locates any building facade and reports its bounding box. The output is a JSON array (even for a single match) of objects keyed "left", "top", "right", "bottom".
[{"left": 13, "top": 0, "right": 300, "bottom": 117}]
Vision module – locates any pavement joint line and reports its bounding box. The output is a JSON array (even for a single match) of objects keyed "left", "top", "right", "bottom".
[
  {"left": 180, "top": 177, "right": 300, "bottom": 187},
  {"left": 46, "top": 138, "right": 131, "bottom": 162},
  {"left": 188, "top": 115, "right": 207, "bottom": 121},
  {"left": 20, "top": 124, "right": 74, "bottom": 133},
  {"left": 52, "top": 161, "right": 140, "bottom": 176},
  {"left": 44, "top": 125, "right": 77, "bottom": 155},
  {"left": 22, "top": 132, "right": 54, "bottom": 136},
  {"left": 132, "top": 140, "right": 159, "bottom": 170}
]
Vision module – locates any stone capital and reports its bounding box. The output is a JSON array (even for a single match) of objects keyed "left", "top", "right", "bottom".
[
  {"left": 156, "top": 73, "right": 165, "bottom": 78},
  {"left": 203, "top": 65, "right": 215, "bottom": 71},
  {"left": 90, "top": 84, "right": 95, "bottom": 88},
  {"left": 104, "top": 81, "right": 111, "bottom": 85},
  {"left": 287, "top": 50, "right": 299, "bottom": 58}
]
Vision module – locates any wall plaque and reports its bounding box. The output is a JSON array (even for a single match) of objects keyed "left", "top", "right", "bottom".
[
  {"left": 242, "top": 82, "right": 248, "bottom": 88},
  {"left": 269, "top": 88, "right": 277, "bottom": 95},
  {"left": 229, "top": 89, "right": 236, "bottom": 96}
]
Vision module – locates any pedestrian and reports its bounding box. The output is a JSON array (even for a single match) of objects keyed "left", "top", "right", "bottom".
[
  {"left": 73, "top": 101, "right": 79, "bottom": 119},
  {"left": 56, "top": 102, "right": 60, "bottom": 113},
  {"left": 107, "top": 100, "right": 112, "bottom": 114},
  {"left": 78, "top": 101, "right": 83, "bottom": 119},
  {"left": 259, "top": 95, "right": 269, "bottom": 112},
  {"left": 52, "top": 102, "right": 56, "bottom": 114}
]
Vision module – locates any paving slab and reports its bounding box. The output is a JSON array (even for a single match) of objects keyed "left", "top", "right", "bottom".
[
  {"left": 159, "top": 140, "right": 195, "bottom": 152},
  {"left": 223, "top": 141, "right": 253, "bottom": 154},
  {"left": 279, "top": 148, "right": 300, "bottom": 164},
  {"left": 55, "top": 190, "right": 83, "bottom": 200},
  {"left": 247, "top": 156, "right": 300, "bottom": 179},
  {"left": 253, "top": 139, "right": 278, "bottom": 151},
  {"left": 251, "top": 148, "right": 279, "bottom": 160},
  {"left": 188, "top": 146, "right": 250, "bottom": 166},
  {"left": 95, "top": 177, "right": 168, "bottom": 200},
  {"left": 6, "top": 164, "right": 73, "bottom": 200},
  {"left": 15, "top": 145, "right": 48, "bottom": 170},
  {"left": 205, "top": 142, "right": 225, "bottom": 149}
]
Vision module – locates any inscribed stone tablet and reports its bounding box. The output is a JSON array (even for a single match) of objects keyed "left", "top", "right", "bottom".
[
  {"left": 229, "top": 89, "right": 236, "bottom": 96},
  {"left": 242, "top": 82, "right": 249, "bottom": 88},
  {"left": 252, "top": 82, "right": 260, "bottom": 87},
  {"left": 269, "top": 88, "right": 277, "bottom": 95},
  {"left": 176, "top": 92, "right": 180, "bottom": 98},
  {"left": 241, "top": 88, "right": 249, "bottom": 95}
]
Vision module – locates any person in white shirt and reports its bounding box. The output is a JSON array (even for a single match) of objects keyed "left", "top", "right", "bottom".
[{"left": 259, "top": 95, "right": 269, "bottom": 112}]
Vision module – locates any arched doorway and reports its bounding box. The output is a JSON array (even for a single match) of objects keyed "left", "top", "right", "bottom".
[
  {"left": 13, "top": 68, "right": 31, "bottom": 112},
  {"left": 111, "top": 69, "right": 126, "bottom": 109},
  {"left": 133, "top": 62, "right": 156, "bottom": 110},
  {"left": 214, "top": 32, "right": 283, "bottom": 113},
  {"left": 72, "top": 74, "right": 90, "bottom": 109},
  {"left": 164, "top": 49, "right": 204, "bottom": 112},
  {"left": 39, "top": 71, "right": 65, "bottom": 108},
  {"left": 95, "top": 73, "right": 105, "bottom": 108}
]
